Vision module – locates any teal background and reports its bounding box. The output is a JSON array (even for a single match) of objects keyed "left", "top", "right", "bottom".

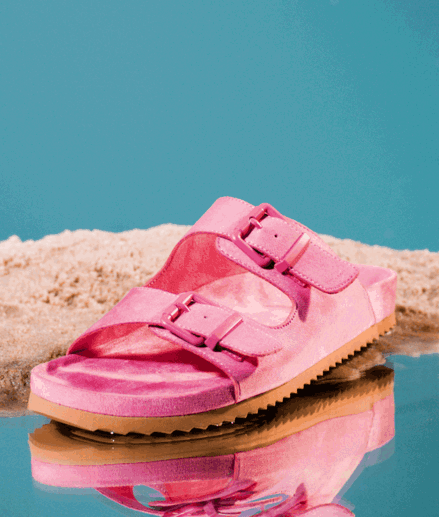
[{"left": 1, "top": 0, "right": 438, "bottom": 250}]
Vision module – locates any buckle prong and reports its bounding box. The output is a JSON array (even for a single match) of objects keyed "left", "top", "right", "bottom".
[
  {"left": 231, "top": 203, "right": 286, "bottom": 267},
  {"left": 248, "top": 216, "right": 263, "bottom": 231},
  {"left": 161, "top": 293, "right": 206, "bottom": 346}
]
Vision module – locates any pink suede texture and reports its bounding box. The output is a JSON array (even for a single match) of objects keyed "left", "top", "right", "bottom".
[
  {"left": 68, "top": 287, "right": 283, "bottom": 358},
  {"left": 359, "top": 266, "right": 398, "bottom": 323},
  {"left": 30, "top": 353, "right": 236, "bottom": 416},
  {"left": 29, "top": 196, "right": 397, "bottom": 418},
  {"left": 178, "top": 197, "right": 359, "bottom": 294}
]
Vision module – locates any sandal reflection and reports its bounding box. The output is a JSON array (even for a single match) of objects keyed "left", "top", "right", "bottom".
[{"left": 29, "top": 365, "right": 395, "bottom": 517}]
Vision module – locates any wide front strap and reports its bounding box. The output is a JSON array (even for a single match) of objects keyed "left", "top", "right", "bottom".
[
  {"left": 68, "top": 287, "right": 281, "bottom": 357},
  {"left": 67, "top": 287, "right": 282, "bottom": 401},
  {"left": 187, "top": 197, "right": 359, "bottom": 294}
]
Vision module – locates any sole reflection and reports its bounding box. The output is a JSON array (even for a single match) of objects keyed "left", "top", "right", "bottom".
[{"left": 28, "top": 366, "right": 395, "bottom": 517}]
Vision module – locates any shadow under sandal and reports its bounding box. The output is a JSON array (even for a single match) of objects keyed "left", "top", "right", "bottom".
[{"left": 28, "top": 197, "right": 397, "bottom": 434}]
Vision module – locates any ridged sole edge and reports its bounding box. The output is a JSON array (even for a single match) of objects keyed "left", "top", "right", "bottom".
[
  {"left": 28, "top": 312, "right": 396, "bottom": 435},
  {"left": 29, "top": 366, "right": 394, "bottom": 466}
]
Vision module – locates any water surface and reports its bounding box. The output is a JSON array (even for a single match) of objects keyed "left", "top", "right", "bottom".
[{"left": 1, "top": 353, "right": 438, "bottom": 516}]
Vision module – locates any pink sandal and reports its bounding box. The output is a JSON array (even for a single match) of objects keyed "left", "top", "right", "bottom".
[{"left": 28, "top": 197, "right": 397, "bottom": 434}]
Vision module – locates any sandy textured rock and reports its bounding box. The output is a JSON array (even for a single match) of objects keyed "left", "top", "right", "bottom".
[{"left": 0, "top": 224, "right": 438, "bottom": 411}]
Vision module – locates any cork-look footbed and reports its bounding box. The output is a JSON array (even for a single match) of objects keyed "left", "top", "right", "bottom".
[{"left": 28, "top": 197, "right": 398, "bottom": 434}]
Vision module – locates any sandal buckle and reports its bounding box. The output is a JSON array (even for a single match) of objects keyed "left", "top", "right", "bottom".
[
  {"left": 231, "top": 203, "right": 285, "bottom": 267},
  {"left": 161, "top": 292, "right": 208, "bottom": 346},
  {"left": 161, "top": 293, "right": 243, "bottom": 356}
]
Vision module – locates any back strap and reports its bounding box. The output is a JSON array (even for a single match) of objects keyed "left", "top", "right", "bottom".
[{"left": 187, "top": 197, "right": 359, "bottom": 294}]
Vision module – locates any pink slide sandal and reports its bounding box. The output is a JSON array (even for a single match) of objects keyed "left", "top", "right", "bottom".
[{"left": 28, "top": 197, "right": 397, "bottom": 434}]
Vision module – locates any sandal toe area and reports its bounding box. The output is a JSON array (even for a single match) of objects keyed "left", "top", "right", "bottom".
[{"left": 30, "top": 351, "right": 235, "bottom": 418}]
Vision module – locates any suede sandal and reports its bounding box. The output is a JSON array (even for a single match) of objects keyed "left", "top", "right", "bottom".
[{"left": 28, "top": 197, "right": 397, "bottom": 434}]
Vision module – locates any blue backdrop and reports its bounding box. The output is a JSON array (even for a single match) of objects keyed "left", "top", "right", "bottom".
[{"left": 1, "top": 1, "right": 438, "bottom": 251}]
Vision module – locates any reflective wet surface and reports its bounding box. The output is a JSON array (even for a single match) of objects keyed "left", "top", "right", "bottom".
[{"left": 1, "top": 352, "right": 439, "bottom": 517}]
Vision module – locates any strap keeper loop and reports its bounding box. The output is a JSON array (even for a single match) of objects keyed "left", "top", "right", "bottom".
[{"left": 274, "top": 233, "right": 311, "bottom": 275}]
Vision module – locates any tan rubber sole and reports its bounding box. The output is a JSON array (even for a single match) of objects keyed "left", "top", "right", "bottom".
[
  {"left": 28, "top": 312, "right": 396, "bottom": 435},
  {"left": 29, "top": 366, "right": 393, "bottom": 465}
]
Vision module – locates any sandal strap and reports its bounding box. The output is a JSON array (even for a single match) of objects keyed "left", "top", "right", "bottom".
[
  {"left": 187, "top": 197, "right": 359, "bottom": 294},
  {"left": 67, "top": 287, "right": 282, "bottom": 401},
  {"left": 69, "top": 287, "right": 281, "bottom": 356}
]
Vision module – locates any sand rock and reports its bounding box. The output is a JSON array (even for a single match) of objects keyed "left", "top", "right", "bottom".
[{"left": 0, "top": 225, "right": 438, "bottom": 410}]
